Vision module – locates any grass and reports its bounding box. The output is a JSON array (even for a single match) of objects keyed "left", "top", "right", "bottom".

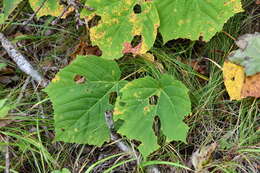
[{"left": 0, "top": 0, "right": 259, "bottom": 172}]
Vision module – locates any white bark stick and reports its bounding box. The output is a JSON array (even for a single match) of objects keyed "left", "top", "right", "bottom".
[
  {"left": 0, "top": 32, "right": 48, "bottom": 87},
  {"left": 5, "top": 137, "right": 10, "bottom": 173}
]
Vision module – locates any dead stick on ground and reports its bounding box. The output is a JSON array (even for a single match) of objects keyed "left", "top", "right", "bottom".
[{"left": 0, "top": 32, "right": 49, "bottom": 87}]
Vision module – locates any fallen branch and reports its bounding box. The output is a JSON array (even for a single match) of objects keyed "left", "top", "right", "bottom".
[{"left": 0, "top": 32, "right": 49, "bottom": 87}]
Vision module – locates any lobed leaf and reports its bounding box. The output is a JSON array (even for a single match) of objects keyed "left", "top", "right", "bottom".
[
  {"left": 223, "top": 61, "right": 245, "bottom": 100},
  {"left": 114, "top": 74, "right": 191, "bottom": 158},
  {"left": 81, "top": 0, "right": 159, "bottom": 59},
  {"left": 154, "top": 0, "right": 243, "bottom": 43},
  {"left": 44, "top": 56, "right": 126, "bottom": 146}
]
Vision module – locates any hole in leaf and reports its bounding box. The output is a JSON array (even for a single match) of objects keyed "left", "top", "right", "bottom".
[
  {"left": 149, "top": 95, "right": 158, "bottom": 105},
  {"left": 152, "top": 116, "right": 166, "bottom": 146},
  {"left": 199, "top": 36, "right": 204, "bottom": 41},
  {"left": 231, "top": 77, "right": 235, "bottom": 81},
  {"left": 74, "top": 75, "right": 86, "bottom": 84},
  {"left": 61, "top": 128, "right": 65, "bottom": 132},
  {"left": 109, "top": 92, "right": 117, "bottom": 105},
  {"left": 131, "top": 35, "right": 142, "bottom": 48},
  {"left": 152, "top": 115, "right": 161, "bottom": 137},
  {"left": 133, "top": 4, "right": 142, "bottom": 14}
]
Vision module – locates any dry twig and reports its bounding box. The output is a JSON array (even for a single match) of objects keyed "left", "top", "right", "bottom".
[{"left": 0, "top": 32, "right": 49, "bottom": 87}]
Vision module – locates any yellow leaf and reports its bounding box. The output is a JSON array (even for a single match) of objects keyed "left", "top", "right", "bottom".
[
  {"left": 29, "top": 0, "right": 64, "bottom": 18},
  {"left": 223, "top": 61, "right": 245, "bottom": 100}
]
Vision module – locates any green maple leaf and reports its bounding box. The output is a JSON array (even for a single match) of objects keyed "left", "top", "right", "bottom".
[
  {"left": 114, "top": 74, "right": 191, "bottom": 158},
  {"left": 81, "top": 0, "right": 160, "bottom": 59},
  {"left": 154, "top": 0, "right": 243, "bottom": 42},
  {"left": 229, "top": 33, "right": 260, "bottom": 76},
  {"left": 44, "top": 56, "right": 126, "bottom": 145}
]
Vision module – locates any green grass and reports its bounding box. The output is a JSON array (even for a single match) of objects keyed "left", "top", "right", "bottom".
[{"left": 0, "top": 0, "right": 259, "bottom": 172}]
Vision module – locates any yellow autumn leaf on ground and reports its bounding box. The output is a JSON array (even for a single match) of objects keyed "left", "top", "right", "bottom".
[
  {"left": 223, "top": 61, "right": 260, "bottom": 100},
  {"left": 241, "top": 73, "right": 260, "bottom": 98},
  {"left": 223, "top": 61, "right": 245, "bottom": 100},
  {"left": 29, "top": 0, "right": 65, "bottom": 18}
]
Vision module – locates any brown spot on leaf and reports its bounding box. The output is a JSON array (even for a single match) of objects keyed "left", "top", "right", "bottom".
[{"left": 241, "top": 73, "right": 260, "bottom": 98}]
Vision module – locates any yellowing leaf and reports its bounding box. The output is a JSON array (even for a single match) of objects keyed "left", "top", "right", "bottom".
[
  {"left": 81, "top": 0, "right": 159, "bottom": 59},
  {"left": 223, "top": 61, "right": 260, "bottom": 100},
  {"left": 29, "top": 0, "right": 64, "bottom": 18},
  {"left": 223, "top": 61, "right": 245, "bottom": 100},
  {"left": 241, "top": 73, "right": 260, "bottom": 98}
]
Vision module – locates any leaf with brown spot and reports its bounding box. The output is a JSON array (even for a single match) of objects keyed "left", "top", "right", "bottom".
[
  {"left": 223, "top": 61, "right": 245, "bottom": 100},
  {"left": 81, "top": 0, "right": 159, "bottom": 59},
  {"left": 28, "top": 0, "right": 65, "bottom": 18},
  {"left": 223, "top": 61, "right": 260, "bottom": 100},
  {"left": 114, "top": 74, "right": 191, "bottom": 158},
  {"left": 44, "top": 56, "right": 127, "bottom": 145}
]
